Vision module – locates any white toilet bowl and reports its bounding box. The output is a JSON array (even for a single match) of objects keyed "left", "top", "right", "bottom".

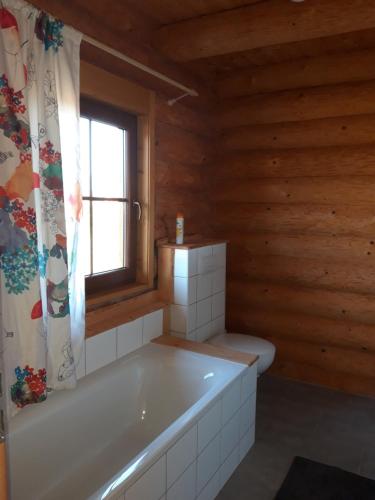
[{"left": 207, "top": 333, "right": 276, "bottom": 375}]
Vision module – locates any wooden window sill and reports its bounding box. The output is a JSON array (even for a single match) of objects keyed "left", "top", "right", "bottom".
[
  {"left": 86, "top": 282, "right": 153, "bottom": 312},
  {"left": 152, "top": 335, "right": 258, "bottom": 367},
  {"left": 86, "top": 285, "right": 167, "bottom": 338}
]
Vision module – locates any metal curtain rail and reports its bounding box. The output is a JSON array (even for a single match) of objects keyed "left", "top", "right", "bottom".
[{"left": 82, "top": 34, "right": 199, "bottom": 98}]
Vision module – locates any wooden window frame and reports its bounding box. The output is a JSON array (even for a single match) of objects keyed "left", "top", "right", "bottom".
[
  {"left": 81, "top": 61, "right": 155, "bottom": 314},
  {"left": 80, "top": 97, "right": 138, "bottom": 295}
]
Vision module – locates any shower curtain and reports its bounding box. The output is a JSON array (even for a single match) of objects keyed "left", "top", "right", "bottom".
[{"left": 0, "top": 0, "right": 84, "bottom": 416}]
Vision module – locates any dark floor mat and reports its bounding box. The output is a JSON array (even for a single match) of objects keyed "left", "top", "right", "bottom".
[{"left": 275, "top": 456, "right": 375, "bottom": 500}]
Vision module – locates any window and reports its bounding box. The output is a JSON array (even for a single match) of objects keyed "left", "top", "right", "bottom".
[{"left": 80, "top": 97, "right": 138, "bottom": 295}]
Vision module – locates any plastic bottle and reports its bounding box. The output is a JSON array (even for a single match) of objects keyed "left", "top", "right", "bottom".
[{"left": 176, "top": 212, "right": 184, "bottom": 245}]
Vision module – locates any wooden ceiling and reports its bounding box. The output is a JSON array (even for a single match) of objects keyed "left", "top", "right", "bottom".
[{"left": 127, "top": 0, "right": 263, "bottom": 25}]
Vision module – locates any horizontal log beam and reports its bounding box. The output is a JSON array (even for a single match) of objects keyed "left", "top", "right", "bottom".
[
  {"left": 226, "top": 233, "right": 375, "bottom": 262},
  {"left": 156, "top": 160, "right": 204, "bottom": 189},
  {"left": 227, "top": 279, "right": 375, "bottom": 326},
  {"left": 213, "top": 146, "right": 375, "bottom": 179},
  {"left": 227, "top": 306, "right": 375, "bottom": 353},
  {"left": 156, "top": 95, "right": 216, "bottom": 137},
  {"left": 219, "top": 81, "right": 375, "bottom": 128},
  {"left": 217, "top": 48, "right": 375, "bottom": 98},
  {"left": 153, "top": 0, "right": 375, "bottom": 61},
  {"left": 213, "top": 176, "right": 375, "bottom": 205},
  {"left": 214, "top": 202, "right": 375, "bottom": 237},
  {"left": 156, "top": 122, "right": 212, "bottom": 165},
  {"left": 227, "top": 254, "right": 375, "bottom": 295},
  {"left": 268, "top": 337, "right": 375, "bottom": 379},
  {"left": 223, "top": 114, "right": 375, "bottom": 150}
]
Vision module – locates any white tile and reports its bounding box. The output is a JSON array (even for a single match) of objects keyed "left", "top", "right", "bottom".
[
  {"left": 167, "top": 425, "right": 197, "bottom": 488},
  {"left": 196, "top": 322, "right": 212, "bottom": 343},
  {"left": 197, "top": 433, "right": 220, "bottom": 493},
  {"left": 212, "top": 292, "right": 225, "bottom": 320},
  {"left": 198, "top": 246, "right": 214, "bottom": 274},
  {"left": 167, "top": 461, "right": 196, "bottom": 500},
  {"left": 212, "top": 268, "right": 226, "bottom": 295},
  {"left": 221, "top": 410, "right": 240, "bottom": 462},
  {"left": 198, "top": 399, "right": 221, "bottom": 454},
  {"left": 143, "top": 309, "right": 163, "bottom": 343},
  {"left": 241, "top": 364, "right": 257, "bottom": 404},
  {"left": 219, "top": 444, "right": 240, "bottom": 491},
  {"left": 212, "top": 243, "right": 226, "bottom": 268},
  {"left": 239, "top": 394, "right": 256, "bottom": 439},
  {"left": 86, "top": 328, "right": 117, "bottom": 375},
  {"left": 174, "top": 249, "right": 198, "bottom": 277},
  {"left": 75, "top": 341, "right": 86, "bottom": 379},
  {"left": 117, "top": 317, "right": 143, "bottom": 358},
  {"left": 173, "top": 276, "right": 197, "bottom": 306},
  {"left": 222, "top": 377, "right": 241, "bottom": 425},
  {"left": 197, "top": 297, "right": 212, "bottom": 328},
  {"left": 239, "top": 424, "right": 255, "bottom": 462},
  {"left": 197, "top": 273, "right": 213, "bottom": 301},
  {"left": 126, "top": 455, "right": 166, "bottom": 500},
  {"left": 197, "top": 470, "right": 220, "bottom": 500},
  {"left": 170, "top": 304, "right": 197, "bottom": 333},
  {"left": 211, "top": 316, "right": 225, "bottom": 337}
]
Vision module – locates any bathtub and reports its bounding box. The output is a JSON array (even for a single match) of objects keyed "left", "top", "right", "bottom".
[{"left": 7, "top": 342, "right": 257, "bottom": 500}]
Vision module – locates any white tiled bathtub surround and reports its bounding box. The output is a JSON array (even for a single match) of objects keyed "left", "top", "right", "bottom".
[
  {"left": 118, "top": 361, "right": 257, "bottom": 500},
  {"left": 86, "top": 327, "right": 117, "bottom": 375},
  {"left": 171, "top": 243, "right": 227, "bottom": 341},
  {"left": 9, "top": 338, "right": 257, "bottom": 500},
  {"left": 82, "top": 308, "right": 163, "bottom": 379}
]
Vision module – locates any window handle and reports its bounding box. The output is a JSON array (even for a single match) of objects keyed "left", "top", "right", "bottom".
[{"left": 133, "top": 201, "right": 142, "bottom": 221}]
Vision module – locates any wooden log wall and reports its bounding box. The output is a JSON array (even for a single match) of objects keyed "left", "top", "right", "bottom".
[
  {"left": 214, "top": 47, "right": 375, "bottom": 396},
  {"left": 154, "top": 95, "right": 214, "bottom": 241}
]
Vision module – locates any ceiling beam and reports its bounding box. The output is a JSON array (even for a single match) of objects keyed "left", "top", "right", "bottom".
[{"left": 153, "top": 0, "right": 375, "bottom": 62}]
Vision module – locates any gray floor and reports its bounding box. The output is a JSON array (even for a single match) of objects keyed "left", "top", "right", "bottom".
[{"left": 217, "top": 374, "right": 375, "bottom": 500}]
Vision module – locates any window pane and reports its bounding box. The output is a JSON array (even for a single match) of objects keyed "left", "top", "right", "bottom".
[
  {"left": 82, "top": 199, "right": 91, "bottom": 276},
  {"left": 79, "top": 117, "right": 90, "bottom": 197},
  {"left": 92, "top": 201, "right": 125, "bottom": 274},
  {"left": 91, "top": 121, "right": 124, "bottom": 198}
]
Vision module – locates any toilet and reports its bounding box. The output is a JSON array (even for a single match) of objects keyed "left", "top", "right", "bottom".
[{"left": 207, "top": 333, "right": 276, "bottom": 375}]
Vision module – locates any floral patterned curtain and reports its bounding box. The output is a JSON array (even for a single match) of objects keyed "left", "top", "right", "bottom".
[{"left": 0, "top": 0, "right": 84, "bottom": 416}]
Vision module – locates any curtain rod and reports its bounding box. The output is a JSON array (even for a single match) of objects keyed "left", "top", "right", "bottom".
[{"left": 82, "top": 34, "right": 199, "bottom": 98}]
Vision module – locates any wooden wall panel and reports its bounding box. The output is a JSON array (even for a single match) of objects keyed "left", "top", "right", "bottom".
[
  {"left": 215, "top": 49, "right": 375, "bottom": 396},
  {"left": 219, "top": 81, "right": 375, "bottom": 127},
  {"left": 215, "top": 146, "right": 375, "bottom": 179},
  {"left": 213, "top": 176, "right": 375, "bottom": 205},
  {"left": 154, "top": 0, "right": 375, "bottom": 61},
  {"left": 214, "top": 203, "right": 375, "bottom": 237},
  {"left": 226, "top": 280, "right": 375, "bottom": 327},
  {"left": 154, "top": 95, "right": 214, "bottom": 241},
  {"left": 217, "top": 48, "right": 375, "bottom": 98},
  {"left": 227, "top": 254, "right": 375, "bottom": 295},
  {"left": 227, "top": 233, "right": 375, "bottom": 262},
  {"left": 223, "top": 114, "right": 375, "bottom": 151}
]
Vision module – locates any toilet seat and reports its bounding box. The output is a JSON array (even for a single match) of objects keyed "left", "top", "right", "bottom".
[{"left": 206, "top": 333, "right": 275, "bottom": 374}]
